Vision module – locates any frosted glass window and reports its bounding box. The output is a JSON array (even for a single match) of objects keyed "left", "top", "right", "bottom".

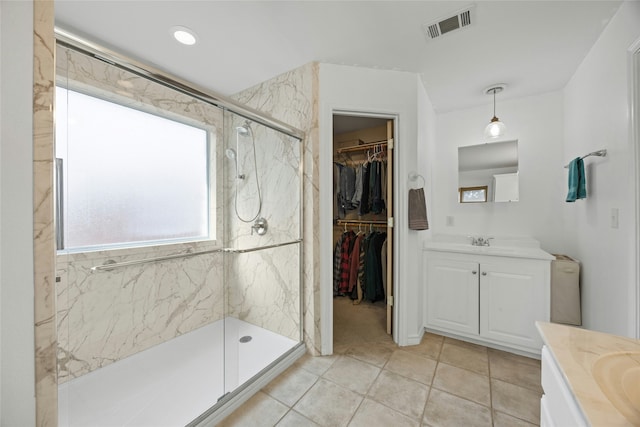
[{"left": 56, "top": 87, "right": 211, "bottom": 250}]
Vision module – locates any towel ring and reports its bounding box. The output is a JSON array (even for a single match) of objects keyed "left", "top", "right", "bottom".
[{"left": 408, "top": 171, "right": 425, "bottom": 189}]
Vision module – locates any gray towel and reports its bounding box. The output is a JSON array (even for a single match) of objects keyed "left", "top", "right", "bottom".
[{"left": 408, "top": 188, "right": 429, "bottom": 230}]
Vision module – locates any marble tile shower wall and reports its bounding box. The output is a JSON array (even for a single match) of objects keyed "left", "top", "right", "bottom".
[
  {"left": 223, "top": 114, "right": 302, "bottom": 341},
  {"left": 56, "top": 252, "right": 225, "bottom": 382},
  {"left": 55, "top": 46, "right": 226, "bottom": 381},
  {"left": 231, "top": 63, "right": 321, "bottom": 352}
]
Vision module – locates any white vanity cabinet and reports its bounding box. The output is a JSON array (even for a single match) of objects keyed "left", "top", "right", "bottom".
[
  {"left": 540, "top": 345, "right": 587, "bottom": 426},
  {"left": 424, "top": 248, "right": 551, "bottom": 355},
  {"left": 425, "top": 258, "right": 479, "bottom": 335}
]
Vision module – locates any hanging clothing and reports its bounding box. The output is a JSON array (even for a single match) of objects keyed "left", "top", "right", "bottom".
[
  {"left": 351, "top": 164, "right": 364, "bottom": 209},
  {"left": 333, "top": 229, "right": 386, "bottom": 303},
  {"left": 381, "top": 161, "right": 387, "bottom": 209},
  {"left": 371, "top": 161, "right": 385, "bottom": 214},
  {"left": 348, "top": 233, "right": 364, "bottom": 294},
  {"left": 337, "top": 230, "right": 356, "bottom": 295},
  {"left": 340, "top": 164, "right": 356, "bottom": 210},
  {"left": 333, "top": 232, "right": 347, "bottom": 295},
  {"left": 363, "top": 231, "right": 387, "bottom": 302},
  {"left": 359, "top": 163, "right": 371, "bottom": 215},
  {"left": 335, "top": 162, "right": 358, "bottom": 218},
  {"left": 354, "top": 233, "right": 367, "bottom": 304}
]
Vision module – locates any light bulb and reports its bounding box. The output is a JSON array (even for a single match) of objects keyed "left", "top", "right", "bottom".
[{"left": 484, "top": 118, "right": 506, "bottom": 139}]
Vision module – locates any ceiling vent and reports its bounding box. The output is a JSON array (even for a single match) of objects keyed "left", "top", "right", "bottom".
[{"left": 422, "top": 5, "right": 476, "bottom": 41}]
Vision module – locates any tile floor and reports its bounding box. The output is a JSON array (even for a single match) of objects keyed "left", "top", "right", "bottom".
[{"left": 219, "top": 298, "right": 542, "bottom": 427}]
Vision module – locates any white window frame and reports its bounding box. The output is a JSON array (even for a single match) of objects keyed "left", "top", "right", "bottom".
[{"left": 55, "top": 81, "right": 220, "bottom": 254}]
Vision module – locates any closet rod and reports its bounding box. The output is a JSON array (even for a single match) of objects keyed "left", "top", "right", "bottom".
[
  {"left": 336, "top": 140, "right": 388, "bottom": 154},
  {"left": 335, "top": 219, "right": 388, "bottom": 227}
]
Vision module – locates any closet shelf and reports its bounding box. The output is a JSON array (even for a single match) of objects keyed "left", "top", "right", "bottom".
[{"left": 336, "top": 140, "right": 388, "bottom": 154}]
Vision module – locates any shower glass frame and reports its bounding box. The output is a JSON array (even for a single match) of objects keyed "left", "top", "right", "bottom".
[{"left": 54, "top": 27, "right": 305, "bottom": 426}]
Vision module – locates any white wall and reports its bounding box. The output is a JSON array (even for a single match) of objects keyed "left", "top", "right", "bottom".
[
  {"left": 319, "top": 64, "right": 436, "bottom": 349},
  {"left": 0, "top": 1, "right": 37, "bottom": 425},
  {"left": 417, "top": 78, "right": 437, "bottom": 328},
  {"left": 434, "top": 91, "right": 567, "bottom": 252},
  {"left": 563, "top": 0, "right": 640, "bottom": 337}
]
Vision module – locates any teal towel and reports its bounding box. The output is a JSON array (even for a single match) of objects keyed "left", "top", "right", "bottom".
[{"left": 566, "top": 157, "right": 586, "bottom": 202}]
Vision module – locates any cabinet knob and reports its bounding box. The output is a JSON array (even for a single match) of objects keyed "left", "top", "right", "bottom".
[
  {"left": 482, "top": 272, "right": 487, "bottom": 276},
  {"left": 472, "top": 271, "right": 477, "bottom": 275}
]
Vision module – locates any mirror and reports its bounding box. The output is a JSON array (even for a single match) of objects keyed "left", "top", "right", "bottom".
[{"left": 458, "top": 140, "right": 518, "bottom": 203}]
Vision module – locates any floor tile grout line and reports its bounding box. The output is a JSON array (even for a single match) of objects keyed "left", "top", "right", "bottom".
[
  {"left": 268, "top": 376, "right": 317, "bottom": 409},
  {"left": 344, "top": 394, "right": 366, "bottom": 427},
  {"left": 320, "top": 347, "right": 436, "bottom": 423},
  {"left": 332, "top": 301, "right": 542, "bottom": 427},
  {"left": 419, "top": 334, "right": 444, "bottom": 426},
  {"left": 260, "top": 337, "right": 540, "bottom": 427},
  {"left": 487, "top": 348, "right": 496, "bottom": 427}
]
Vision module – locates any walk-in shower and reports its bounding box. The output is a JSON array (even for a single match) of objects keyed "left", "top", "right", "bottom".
[{"left": 54, "top": 29, "right": 304, "bottom": 426}]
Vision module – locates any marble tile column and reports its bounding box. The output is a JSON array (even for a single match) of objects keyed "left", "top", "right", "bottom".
[{"left": 33, "top": 0, "right": 58, "bottom": 425}]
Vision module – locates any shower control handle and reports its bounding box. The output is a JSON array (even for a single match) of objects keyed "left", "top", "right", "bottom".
[{"left": 251, "top": 217, "right": 268, "bottom": 236}]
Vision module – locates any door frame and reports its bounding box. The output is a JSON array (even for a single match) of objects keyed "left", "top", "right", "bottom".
[
  {"left": 321, "top": 109, "right": 399, "bottom": 355},
  {"left": 630, "top": 37, "right": 640, "bottom": 339}
]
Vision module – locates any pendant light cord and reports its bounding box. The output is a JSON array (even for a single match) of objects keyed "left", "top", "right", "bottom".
[{"left": 492, "top": 88, "right": 496, "bottom": 118}]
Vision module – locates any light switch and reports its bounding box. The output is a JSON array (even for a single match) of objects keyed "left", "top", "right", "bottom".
[
  {"left": 446, "top": 216, "right": 454, "bottom": 226},
  {"left": 611, "top": 208, "right": 619, "bottom": 229}
]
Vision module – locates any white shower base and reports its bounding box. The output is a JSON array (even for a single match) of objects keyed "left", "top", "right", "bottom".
[{"left": 58, "top": 317, "right": 298, "bottom": 427}]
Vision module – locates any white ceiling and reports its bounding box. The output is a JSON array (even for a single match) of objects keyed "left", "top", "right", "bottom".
[{"left": 54, "top": 1, "right": 622, "bottom": 114}]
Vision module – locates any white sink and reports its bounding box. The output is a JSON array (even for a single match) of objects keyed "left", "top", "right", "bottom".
[
  {"left": 423, "top": 235, "right": 555, "bottom": 260},
  {"left": 426, "top": 242, "right": 516, "bottom": 255}
]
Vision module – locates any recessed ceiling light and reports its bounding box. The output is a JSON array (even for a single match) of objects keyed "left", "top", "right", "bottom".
[{"left": 171, "top": 26, "right": 197, "bottom": 46}]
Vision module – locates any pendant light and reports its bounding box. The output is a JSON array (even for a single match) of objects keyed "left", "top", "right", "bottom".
[{"left": 483, "top": 84, "right": 507, "bottom": 139}]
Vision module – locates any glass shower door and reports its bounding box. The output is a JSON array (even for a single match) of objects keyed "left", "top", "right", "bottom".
[
  {"left": 55, "top": 42, "right": 228, "bottom": 426},
  {"left": 221, "top": 110, "right": 303, "bottom": 397}
]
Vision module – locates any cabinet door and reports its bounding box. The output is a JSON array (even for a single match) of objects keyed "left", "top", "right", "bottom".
[
  {"left": 425, "top": 257, "right": 479, "bottom": 335},
  {"left": 480, "top": 261, "right": 547, "bottom": 351}
]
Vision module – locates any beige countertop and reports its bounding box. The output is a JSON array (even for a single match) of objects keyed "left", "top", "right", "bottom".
[
  {"left": 536, "top": 321, "right": 640, "bottom": 426},
  {"left": 424, "top": 234, "right": 555, "bottom": 261}
]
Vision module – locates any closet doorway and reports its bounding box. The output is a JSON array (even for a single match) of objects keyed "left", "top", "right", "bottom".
[{"left": 332, "top": 113, "right": 395, "bottom": 351}]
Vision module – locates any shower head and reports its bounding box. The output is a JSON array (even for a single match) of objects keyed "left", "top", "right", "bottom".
[
  {"left": 236, "top": 121, "right": 251, "bottom": 136},
  {"left": 225, "top": 148, "right": 236, "bottom": 160},
  {"left": 226, "top": 148, "right": 245, "bottom": 179}
]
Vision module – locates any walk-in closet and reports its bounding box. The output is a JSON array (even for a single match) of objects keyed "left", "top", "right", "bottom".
[{"left": 332, "top": 114, "right": 395, "bottom": 349}]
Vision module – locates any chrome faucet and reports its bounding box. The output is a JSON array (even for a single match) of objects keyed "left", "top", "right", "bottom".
[{"left": 470, "top": 236, "right": 493, "bottom": 246}]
